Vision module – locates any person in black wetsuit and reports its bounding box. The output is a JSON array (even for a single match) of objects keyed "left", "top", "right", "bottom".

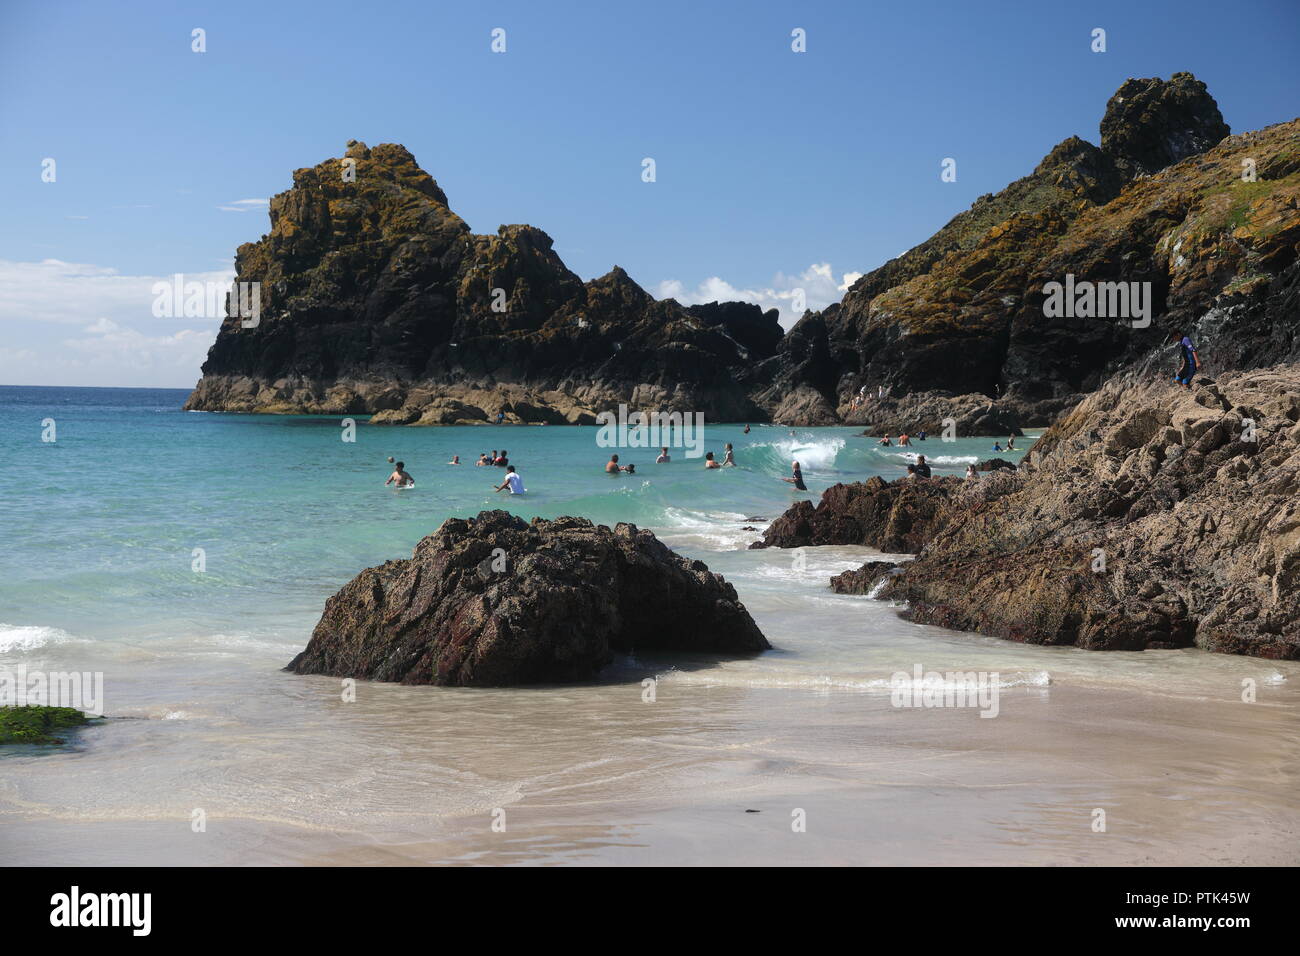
[
  {"left": 914, "top": 455, "right": 931, "bottom": 479},
  {"left": 781, "top": 460, "right": 808, "bottom": 491}
]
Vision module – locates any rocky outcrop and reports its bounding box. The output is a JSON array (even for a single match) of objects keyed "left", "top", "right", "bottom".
[
  {"left": 287, "top": 511, "right": 769, "bottom": 686},
  {"left": 1100, "top": 72, "right": 1232, "bottom": 178},
  {"left": 761, "top": 74, "right": 1299, "bottom": 427},
  {"left": 187, "top": 77, "right": 1296, "bottom": 435},
  {"left": 975, "top": 458, "right": 1017, "bottom": 472},
  {"left": 829, "top": 561, "right": 901, "bottom": 595},
  {"left": 749, "top": 477, "right": 960, "bottom": 553},
  {"left": 878, "top": 367, "right": 1300, "bottom": 659},
  {"left": 185, "top": 141, "right": 768, "bottom": 423}
]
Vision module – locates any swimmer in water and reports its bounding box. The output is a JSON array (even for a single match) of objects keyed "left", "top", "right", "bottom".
[
  {"left": 879, "top": 434, "right": 892, "bottom": 447},
  {"left": 780, "top": 460, "right": 807, "bottom": 491},
  {"left": 656, "top": 447, "right": 670, "bottom": 463},
  {"left": 723, "top": 443, "right": 735, "bottom": 466},
  {"left": 704, "top": 452, "right": 721, "bottom": 469},
  {"left": 448, "top": 455, "right": 460, "bottom": 465},
  {"left": 493, "top": 465, "right": 525, "bottom": 494},
  {"left": 385, "top": 461, "right": 414, "bottom": 487},
  {"left": 606, "top": 454, "right": 621, "bottom": 474}
]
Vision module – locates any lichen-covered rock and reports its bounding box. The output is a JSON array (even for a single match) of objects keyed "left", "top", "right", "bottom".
[
  {"left": 749, "top": 477, "right": 960, "bottom": 553},
  {"left": 185, "top": 142, "right": 768, "bottom": 423},
  {"left": 760, "top": 74, "right": 1300, "bottom": 426},
  {"left": 287, "top": 511, "right": 770, "bottom": 686},
  {"left": 1100, "top": 71, "right": 1231, "bottom": 177}
]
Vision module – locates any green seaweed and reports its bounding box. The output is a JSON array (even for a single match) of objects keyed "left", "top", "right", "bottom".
[{"left": 0, "top": 705, "right": 94, "bottom": 745}]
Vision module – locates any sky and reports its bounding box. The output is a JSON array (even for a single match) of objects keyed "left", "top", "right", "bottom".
[{"left": 1, "top": 0, "right": 1297, "bottom": 387}]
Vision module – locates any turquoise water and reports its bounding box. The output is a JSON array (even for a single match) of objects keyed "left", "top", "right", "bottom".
[
  {"left": 0, "top": 385, "right": 1021, "bottom": 643},
  {"left": 2, "top": 385, "right": 1297, "bottom": 866}
]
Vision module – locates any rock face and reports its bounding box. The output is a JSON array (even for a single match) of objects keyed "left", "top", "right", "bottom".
[
  {"left": 185, "top": 140, "right": 773, "bottom": 423},
  {"left": 760, "top": 73, "right": 1299, "bottom": 426},
  {"left": 1100, "top": 72, "right": 1232, "bottom": 178},
  {"left": 187, "top": 76, "right": 1296, "bottom": 434},
  {"left": 749, "top": 477, "right": 959, "bottom": 553},
  {"left": 287, "top": 511, "right": 770, "bottom": 686},
  {"left": 879, "top": 367, "right": 1300, "bottom": 659}
]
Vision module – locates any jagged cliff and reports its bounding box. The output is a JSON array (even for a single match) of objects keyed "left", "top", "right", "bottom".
[
  {"left": 187, "top": 74, "right": 1298, "bottom": 429},
  {"left": 758, "top": 72, "right": 1300, "bottom": 427},
  {"left": 185, "top": 141, "right": 780, "bottom": 423}
]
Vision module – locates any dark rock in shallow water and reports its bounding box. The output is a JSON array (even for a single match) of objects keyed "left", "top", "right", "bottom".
[
  {"left": 976, "top": 458, "right": 1017, "bottom": 472},
  {"left": 748, "top": 477, "right": 959, "bottom": 553},
  {"left": 829, "top": 561, "right": 900, "bottom": 595},
  {"left": 288, "top": 511, "right": 769, "bottom": 686}
]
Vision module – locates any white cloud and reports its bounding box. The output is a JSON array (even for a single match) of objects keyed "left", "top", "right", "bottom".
[
  {"left": 0, "top": 259, "right": 235, "bottom": 326},
  {"left": 655, "top": 262, "right": 863, "bottom": 329},
  {"left": 60, "top": 322, "right": 215, "bottom": 372},
  {"left": 0, "top": 259, "right": 231, "bottom": 387},
  {"left": 218, "top": 198, "right": 269, "bottom": 213}
]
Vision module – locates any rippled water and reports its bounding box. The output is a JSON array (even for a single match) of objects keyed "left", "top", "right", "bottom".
[{"left": 1, "top": 385, "right": 1296, "bottom": 865}]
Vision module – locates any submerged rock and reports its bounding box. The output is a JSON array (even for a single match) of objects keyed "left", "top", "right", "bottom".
[{"left": 287, "top": 511, "right": 769, "bottom": 686}]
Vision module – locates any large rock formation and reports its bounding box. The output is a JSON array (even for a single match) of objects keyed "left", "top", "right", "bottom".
[
  {"left": 760, "top": 73, "right": 1300, "bottom": 427},
  {"left": 287, "top": 511, "right": 770, "bottom": 686},
  {"left": 187, "top": 75, "right": 1298, "bottom": 435},
  {"left": 185, "top": 141, "right": 775, "bottom": 424},
  {"left": 878, "top": 368, "right": 1300, "bottom": 659}
]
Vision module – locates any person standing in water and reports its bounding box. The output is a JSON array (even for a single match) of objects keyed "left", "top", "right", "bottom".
[
  {"left": 606, "top": 454, "right": 622, "bottom": 473},
  {"left": 723, "top": 443, "right": 735, "bottom": 466},
  {"left": 656, "top": 447, "right": 670, "bottom": 463},
  {"left": 448, "top": 455, "right": 461, "bottom": 465},
  {"left": 781, "top": 460, "right": 808, "bottom": 491},
  {"left": 704, "top": 452, "right": 721, "bottom": 469},
  {"left": 878, "top": 434, "right": 892, "bottom": 446},
  {"left": 743, "top": 424, "right": 751, "bottom": 434},
  {"left": 493, "top": 465, "right": 525, "bottom": 494},
  {"left": 385, "top": 461, "right": 414, "bottom": 487}
]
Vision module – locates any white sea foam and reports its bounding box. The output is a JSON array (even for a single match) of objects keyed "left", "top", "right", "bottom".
[
  {"left": 760, "top": 437, "right": 845, "bottom": 470},
  {"left": 0, "top": 623, "right": 76, "bottom": 653}
]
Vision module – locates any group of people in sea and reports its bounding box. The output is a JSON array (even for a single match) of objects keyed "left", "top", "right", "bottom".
[
  {"left": 877, "top": 429, "right": 927, "bottom": 447},
  {"left": 385, "top": 450, "right": 526, "bottom": 494}
]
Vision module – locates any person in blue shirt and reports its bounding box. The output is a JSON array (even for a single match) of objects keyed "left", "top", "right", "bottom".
[{"left": 1173, "top": 332, "right": 1200, "bottom": 388}]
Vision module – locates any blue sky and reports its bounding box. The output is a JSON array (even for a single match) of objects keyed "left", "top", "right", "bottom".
[{"left": 2, "top": 0, "right": 1297, "bottom": 386}]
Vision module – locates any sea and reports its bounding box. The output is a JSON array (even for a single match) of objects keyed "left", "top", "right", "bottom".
[{"left": 1, "top": 385, "right": 1296, "bottom": 865}]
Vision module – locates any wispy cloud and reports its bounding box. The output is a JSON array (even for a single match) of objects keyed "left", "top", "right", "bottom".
[
  {"left": 655, "top": 262, "right": 862, "bottom": 329},
  {"left": 217, "top": 198, "right": 269, "bottom": 213}
]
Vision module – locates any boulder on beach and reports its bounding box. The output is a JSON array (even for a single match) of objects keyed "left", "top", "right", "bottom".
[{"left": 287, "top": 510, "right": 770, "bottom": 687}]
